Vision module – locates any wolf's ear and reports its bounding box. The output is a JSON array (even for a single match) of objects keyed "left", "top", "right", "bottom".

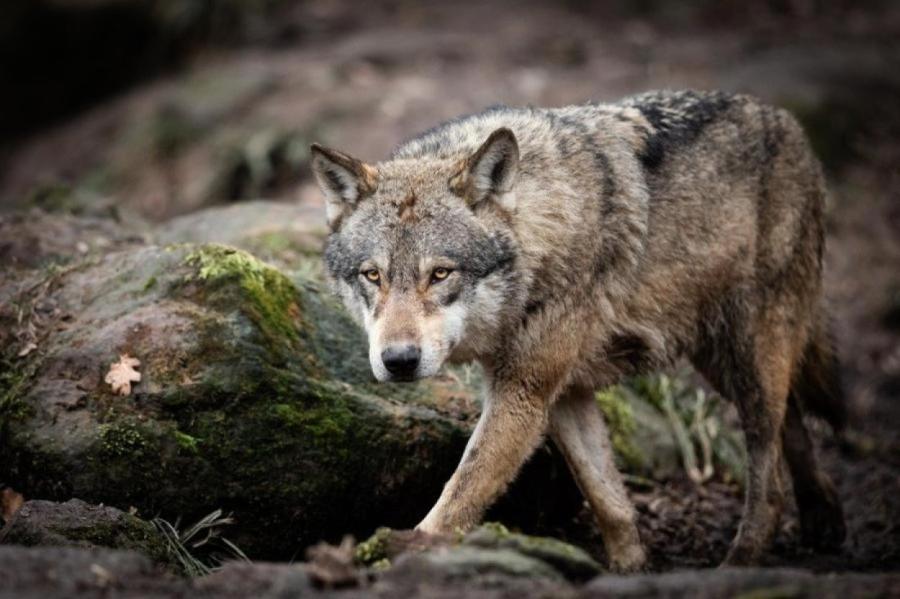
[
  {"left": 310, "top": 143, "right": 378, "bottom": 230},
  {"left": 450, "top": 128, "right": 519, "bottom": 210}
]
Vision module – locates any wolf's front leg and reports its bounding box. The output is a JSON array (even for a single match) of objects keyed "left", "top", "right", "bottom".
[
  {"left": 416, "top": 385, "right": 550, "bottom": 534},
  {"left": 549, "top": 387, "right": 645, "bottom": 572}
]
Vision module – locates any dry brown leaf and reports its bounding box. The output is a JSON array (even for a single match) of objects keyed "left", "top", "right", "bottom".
[
  {"left": 105, "top": 354, "right": 141, "bottom": 396},
  {"left": 90, "top": 563, "right": 114, "bottom": 587},
  {"left": 17, "top": 341, "right": 37, "bottom": 357},
  {"left": 305, "top": 536, "right": 359, "bottom": 589},
  {"left": 1, "top": 487, "right": 24, "bottom": 522}
]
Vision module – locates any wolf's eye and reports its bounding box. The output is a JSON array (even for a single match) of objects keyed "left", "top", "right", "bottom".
[
  {"left": 362, "top": 269, "right": 381, "bottom": 284},
  {"left": 430, "top": 267, "right": 452, "bottom": 284}
]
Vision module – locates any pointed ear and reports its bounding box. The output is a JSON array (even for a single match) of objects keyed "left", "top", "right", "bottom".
[
  {"left": 310, "top": 143, "right": 378, "bottom": 230},
  {"left": 449, "top": 128, "right": 519, "bottom": 210}
]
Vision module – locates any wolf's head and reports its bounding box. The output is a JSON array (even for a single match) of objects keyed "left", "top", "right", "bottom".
[{"left": 311, "top": 129, "right": 522, "bottom": 382}]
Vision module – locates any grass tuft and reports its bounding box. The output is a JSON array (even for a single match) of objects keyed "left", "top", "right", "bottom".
[{"left": 152, "top": 509, "right": 250, "bottom": 577}]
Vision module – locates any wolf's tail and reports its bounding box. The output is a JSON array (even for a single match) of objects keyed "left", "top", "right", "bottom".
[{"left": 790, "top": 314, "right": 847, "bottom": 433}]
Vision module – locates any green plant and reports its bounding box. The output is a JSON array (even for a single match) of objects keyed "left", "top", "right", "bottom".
[
  {"left": 152, "top": 509, "right": 250, "bottom": 576},
  {"left": 632, "top": 371, "right": 746, "bottom": 485}
]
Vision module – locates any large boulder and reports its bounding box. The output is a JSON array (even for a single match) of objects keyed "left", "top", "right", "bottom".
[{"left": 0, "top": 243, "right": 483, "bottom": 558}]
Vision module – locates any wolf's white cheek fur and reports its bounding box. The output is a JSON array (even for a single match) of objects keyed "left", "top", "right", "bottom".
[
  {"left": 471, "top": 278, "right": 505, "bottom": 330},
  {"left": 364, "top": 313, "right": 391, "bottom": 382},
  {"left": 418, "top": 302, "right": 466, "bottom": 377},
  {"left": 441, "top": 302, "right": 467, "bottom": 352},
  {"left": 335, "top": 280, "right": 390, "bottom": 381},
  {"left": 336, "top": 280, "right": 367, "bottom": 326}
]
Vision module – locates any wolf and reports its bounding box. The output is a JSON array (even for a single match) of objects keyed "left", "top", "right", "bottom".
[{"left": 310, "top": 90, "right": 846, "bottom": 570}]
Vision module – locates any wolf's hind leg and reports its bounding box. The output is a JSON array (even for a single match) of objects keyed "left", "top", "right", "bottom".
[
  {"left": 782, "top": 394, "right": 846, "bottom": 550},
  {"left": 549, "top": 387, "right": 645, "bottom": 572},
  {"left": 693, "top": 301, "right": 796, "bottom": 566}
]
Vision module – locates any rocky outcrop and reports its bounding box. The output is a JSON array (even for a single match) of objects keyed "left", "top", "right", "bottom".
[{"left": 0, "top": 243, "right": 481, "bottom": 558}]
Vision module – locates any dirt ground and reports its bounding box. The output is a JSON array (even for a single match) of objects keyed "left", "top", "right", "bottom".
[{"left": 1, "top": 0, "right": 898, "bottom": 577}]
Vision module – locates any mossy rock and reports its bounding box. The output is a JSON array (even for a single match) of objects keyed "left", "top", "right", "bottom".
[
  {"left": 355, "top": 523, "right": 600, "bottom": 583},
  {"left": 0, "top": 499, "right": 174, "bottom": 572},
  {"left": 463, "top": 522, "right": 601, "bottom": 582},
  {"left": 395, "top": 546, "right": 565, "bottom": 582},
  {"left": 0, "top": 243, "right": 483, "bottom": 559},
  {"left": 154, "top": 200, "right": 327, "bottom": 274}
]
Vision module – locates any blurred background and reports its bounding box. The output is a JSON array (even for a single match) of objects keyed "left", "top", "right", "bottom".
[
  {"left": 1, "top": 0, "right": 898, "bottom": 219},
  {"left": 1, "top": 0, "right": 898, "bottom": 575}
]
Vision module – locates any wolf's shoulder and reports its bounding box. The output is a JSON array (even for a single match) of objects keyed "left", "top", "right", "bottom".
[
  {"left": 388, "top": 90, "right": 776, "bottom": 163},
  {"left": 389, "top": 105, "right": 533, "bottom": 161}
]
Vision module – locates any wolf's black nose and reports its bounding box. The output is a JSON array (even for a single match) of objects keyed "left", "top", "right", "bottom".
[{"left": 381, "top": 345, "right": 421, "bottom": 378}]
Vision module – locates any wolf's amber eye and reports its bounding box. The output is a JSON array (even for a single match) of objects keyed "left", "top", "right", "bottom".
[
  {"left": 363, "top": 269, "right": 381, "bottom": 284},
  {"left": 431, "top": 267, "right": 452, "bottom": 283}
]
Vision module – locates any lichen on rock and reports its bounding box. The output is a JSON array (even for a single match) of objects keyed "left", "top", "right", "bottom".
[{"left": 355, "top": 523, "right": 600, "bottom": 583}]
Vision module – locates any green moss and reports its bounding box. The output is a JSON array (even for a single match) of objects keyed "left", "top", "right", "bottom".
[
  {"left": 463, "top": 523, "right": 601, "bottom": 581},
  {"left": 25, "top": 182, "right": 76, "bottom": 213},
  {"left": 64, "top": 514, "right": 174, "bottom": 568},
  {"left": 185, "top": 245, "right": 304, "bottom": 357},
  {"left": 481, "top": 521, "right": 511, "bottom": 538},
  {"left": 272, "top": 400, "right": 350, "bottom": 437},
  {"left": 142, "top": 275, "right": 158, "bottom": 292},
  {"left": 595, "top": 387, "right": 645, "bottom": 471},
  {"left": 0, "top": 358, "right": 37, "bottom": 422},
  {"left": 355, "top": 526, "right": 392, "bottom": 565},
  {"left": 371, "top": 558, "right": 391, "bottom": 571},
  {"left": 98, "top": 422, "right": 149, "bottom": 457},
  {"left": 173, "top": 430, "right": 199, "bottom": 453}
]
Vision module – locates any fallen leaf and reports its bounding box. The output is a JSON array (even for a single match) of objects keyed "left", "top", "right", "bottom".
[
  {"left": 90, "top": 563, "right": 113, "bottom": 587},
  {"left": 105, "top": 354, "right": 141, "bottom": 396},
  {"left": 17, "top": 342, "right": 37, "bottom": 357},
  {"left": 306, "top": 536, "right": 359, "bottom": 589},
  {"left": 1, "top": 487, "right": 24, "bottom": 522}
]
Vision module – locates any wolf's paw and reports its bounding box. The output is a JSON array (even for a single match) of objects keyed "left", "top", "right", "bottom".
[
  {"left": 414, "top": 516, "right": 448, "bottom": 537},
  {"left": 721, "top": 536, "right": 764, "bottom": 567},
  {"left": 607, "top": 543, "right": 647, "bottom": 574}
]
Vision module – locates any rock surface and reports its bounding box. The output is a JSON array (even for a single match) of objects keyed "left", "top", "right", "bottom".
[
  {"left": 154, "top": 200, "right": 328, "bottom": 272},
  {"left": 0, "top": 243, "right": 481, "bottom": 558},
  {"left": 1, "top": 542, "right": 897, "bottom": 599},
  {"left": 0, "top": 208, "right": 146, "bottom": 275},
  {"left": 0, "top": 499, "right": 173, "bottom": 571}
]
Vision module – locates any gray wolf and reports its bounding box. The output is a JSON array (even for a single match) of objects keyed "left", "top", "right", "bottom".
[{"left": 310, "top": 90, "right": 846, "bottom": 570}]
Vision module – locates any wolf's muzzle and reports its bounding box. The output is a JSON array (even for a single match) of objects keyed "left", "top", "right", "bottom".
[{"left": 381, "top": 344, "right": 421, "bottom": 380}]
